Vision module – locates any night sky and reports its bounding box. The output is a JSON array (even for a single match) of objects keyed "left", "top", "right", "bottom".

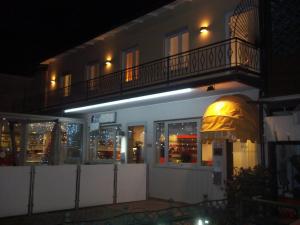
[{"left": 0, "top": 0, "right": 174, "bottom": 77}]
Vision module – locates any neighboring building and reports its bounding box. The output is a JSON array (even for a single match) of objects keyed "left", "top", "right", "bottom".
[
  {"left": 16, "top": 0, "right": 263, "bottom": 202},
  {"left": 262, "top": 0, "right": 300, "bottom": 201}
]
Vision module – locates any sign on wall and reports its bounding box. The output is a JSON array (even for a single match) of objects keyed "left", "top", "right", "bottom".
[{"left": 91, "top": 112, "right": 116, "bottom": 124}]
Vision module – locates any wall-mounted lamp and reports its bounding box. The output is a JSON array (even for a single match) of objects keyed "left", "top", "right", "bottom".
[
  {"left": 105, "top": 58, "right": 112, "bottom": 67},
  {"left": 50, "top": 79, "right": 56, "bottom": 85},
  {"left": 199, "top": 26, "right": 209, "bottom": 34},
  {"left": 206, "top": 85, "right": 215, "bottom": 91}
]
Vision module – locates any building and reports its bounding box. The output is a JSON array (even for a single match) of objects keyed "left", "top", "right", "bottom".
[{"left": 5, "top": 0, "right": 264, "bottom": 203}]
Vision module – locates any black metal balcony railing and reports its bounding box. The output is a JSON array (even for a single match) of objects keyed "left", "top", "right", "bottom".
[{"left": 25, "top": 38, "right": 260, "bottom": 111}]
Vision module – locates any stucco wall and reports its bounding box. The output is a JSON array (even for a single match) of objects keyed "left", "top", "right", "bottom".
[
  {"left": 46, "top": 0, "right": 239, "bottom": 91},
  {"left": 85, "top": 87, "right": 259, "bottom": 202}
]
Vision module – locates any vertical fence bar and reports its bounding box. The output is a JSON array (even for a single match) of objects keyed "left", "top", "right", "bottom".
[
  {"left": 75, "top": 164, "right": 81, "bottom": 210},
  {"left": 113, "top": 164, "right": 118, "bottom": 204},
  {"left": 28, "top": 165, "right": 35, "bottom": 215}
]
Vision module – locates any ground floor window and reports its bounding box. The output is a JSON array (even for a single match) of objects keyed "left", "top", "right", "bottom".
[
  {"left": 155, "top": 119, "right": 200, "bottom": 164},
  {"left": 233, "top": 140, "right": 259, "bottom": 171},
  {"left": 89, "top": 125, "right": 121, "bottom": 162}
]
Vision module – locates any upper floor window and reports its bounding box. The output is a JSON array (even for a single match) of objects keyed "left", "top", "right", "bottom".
[
  {"left": 165, "top": 30, "right": 189, "bottom": 70},
  {"left": 86, "top": 63, "right": 99, "bottom": 90},
  {"left": 165, "top": 30, "right": 189, "bottom": 56},
  {"left": 122, "top": 47, "right": 139, "bottom": 82},
  {"left": 62, "top": 74, "right": 71, "bottom": 97}
]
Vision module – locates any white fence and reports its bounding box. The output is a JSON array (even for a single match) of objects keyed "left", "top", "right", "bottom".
[{"left": 0, "top": 164, "right": 147, "bottom": 218}]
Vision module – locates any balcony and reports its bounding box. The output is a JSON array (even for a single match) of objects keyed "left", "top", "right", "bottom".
[{"left": 25, "top": 38, "right": 260, "bottom": 112}]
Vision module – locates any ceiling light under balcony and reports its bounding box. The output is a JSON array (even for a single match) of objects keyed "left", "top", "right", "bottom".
[{"left": 64, "top": 88, "right": 193, "bottom": 113}]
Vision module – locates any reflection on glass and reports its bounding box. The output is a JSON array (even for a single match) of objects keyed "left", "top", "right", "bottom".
[
  {"left": 61, "top": 122, "right": 82, "bottom": 163},
  {"left": 168, "top": 122, "right": 197, "bottom": 163},
  {"left": 97, "top": 126, "right": 120, "bottom": 161},
  {"left": 26, "top": 122, "right": 55, "bottom": 164},
  {"left": 0, "top": 120, "right": 21, "bottom": 165},
  {"left": 155, "top": 122, "right": 165, "bottom": 164}
]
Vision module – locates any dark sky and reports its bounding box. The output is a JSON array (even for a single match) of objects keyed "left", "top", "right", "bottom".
[{"left": 0, "top": 0, "right": 174, "bottom": 77}]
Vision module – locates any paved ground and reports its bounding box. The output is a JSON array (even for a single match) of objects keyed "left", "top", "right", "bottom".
[{"left": 0, "top": 199, "right": 184, "bottom": 225}]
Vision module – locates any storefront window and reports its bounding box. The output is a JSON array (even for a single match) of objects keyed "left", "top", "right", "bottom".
[
  {"left": 0, "top": 119, "right": 21, "bottom": 165},
  {"left": 61, "top": 122, "right": 83, "bottom": 163},
  {"left": 26, "top": 122, "right": 55, "bottom": 164},
  {"left": 127, "top": 125, "right": 145, "bottom": 163},
  {"left": 233, "top": 140, "right": 259, "bottom": 170},
  {"left": 155, "top": 119, "right": 200, "bottom": 164},
  {"left": 168, "top": 122, "right": 197, "bottom": 163},
  {"left": 89, "top": 125, "right": 121, "bottom": 161}
]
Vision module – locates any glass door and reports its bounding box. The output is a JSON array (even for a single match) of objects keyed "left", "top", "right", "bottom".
[
  {"left": 97, "top": 126, "right": 121, "bottom": 161},
  {"left": 127, "top": 125, "right": 145, "bottom": 163}
]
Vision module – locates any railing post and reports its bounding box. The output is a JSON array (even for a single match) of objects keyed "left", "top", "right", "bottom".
[
  {"left": 28, "top": 165, "right": 35, "bottom": 216},
  {"left": 235, "top": 38, "right": 238, "bottom": 68},
  {"left": 167, "top": 57, "right": 170, "bottom": 82},
  {"left": 120, "top": 71, "right": 123, "bottom": 92},
  {"left": 113, "top": 164, "right": 118, "bottom": 204}
]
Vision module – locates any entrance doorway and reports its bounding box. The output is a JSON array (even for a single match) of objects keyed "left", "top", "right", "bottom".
[
  {"left": 269, "top": 142, "right": 300, "bottom": 200},
  {"left": 127, "top": 125, "right": 145, "bottom": 163}
]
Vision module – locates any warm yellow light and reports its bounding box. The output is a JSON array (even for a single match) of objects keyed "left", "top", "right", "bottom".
[
  {"left": 199, "top": 26, "right": 209, "bottom": 33},
  {"left": 105, "top": 56, "right": 112, "bottom": 67}
]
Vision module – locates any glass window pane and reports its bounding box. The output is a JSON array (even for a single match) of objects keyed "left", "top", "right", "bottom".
[
  {"left": 26, "top": 122, "right": 55, "bottom": 165},
  {"left": 125, "top": 52, "right": 133, "bottom": 81},
  {"left": 233, "top": 140, "right": 259, "bottom": 170},
  {"left": 182, "top": 32, "right": 189, "bottom": 52},
  {"left": 169, "top": 36, "right": 179, "bottom": 56},
  {"left": 63, "top": 74, "right": 71, "bottom": 97},
  {"left": 127, "top": 125, "right": 145, "bottom": 163},
  {"left": 155, "top": 122, "right": 165, "bottom": 164},
  {"left": 168, "top": 122, "right": 197, "bottom": 163},
  {"left": 97, "top": 126, "right": 121, "bottom": 161},
  {"left": 61, "top": 122, "right": 82, "bottom": 163},
  {"left": 202, "top": 143, "right": 213, "bottom": 166}
]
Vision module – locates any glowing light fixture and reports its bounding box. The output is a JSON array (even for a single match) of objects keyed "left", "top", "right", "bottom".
[
  {"left": 199, "top": 26, "right": 209, "bottom": 33},
  {"left": 64, "top": 88, "right": 193, "bottom": 113},
  {"left": 105, "top": 57, "right": 112, "bottom": 67}
]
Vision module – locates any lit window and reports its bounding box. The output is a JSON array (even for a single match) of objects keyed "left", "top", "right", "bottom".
[
  {"left": 89, "top": 125, "right": 121, "bottom": 162},
  {"left": 123, "top": 48, "right": 139, "bottom": 82},
  {"left": 86, "top": 63, "right": 99, "bottom": 91},
  {"left": 165, "top": 30, "right": 189, "bottom": 71},
  {"left": 62, "top": 74, "right": 72, "bottom": 97},
  {"left": 155, "top": 119, "right": 200, "bottom": 164}
]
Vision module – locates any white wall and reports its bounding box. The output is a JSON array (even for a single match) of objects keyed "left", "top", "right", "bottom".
[
  {"left": 79, "top": 164, "right": 114, "bottom": 207},
  {"left": 117, "top": 164, "right": 147, "bottom": 203},
  {"left": 33, "top": 165, "right": 77, "bottom": 213},
  {"left": 265, "top": 115, "right": 300, "bottom": 141},
  {"left": 87, "top": 88, "right": 259, "bottom": 202},
  {"left": 0, "top": 166, "right": 31, "bottom": 217}
]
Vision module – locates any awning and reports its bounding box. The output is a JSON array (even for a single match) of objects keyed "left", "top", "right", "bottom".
[{"left": 201, "top": 95, "right": 259, "bottom": 143}]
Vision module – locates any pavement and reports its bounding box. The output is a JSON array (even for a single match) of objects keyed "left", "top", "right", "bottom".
[{"left": 0, "top": 199, "right": 184, "bottom": 225}]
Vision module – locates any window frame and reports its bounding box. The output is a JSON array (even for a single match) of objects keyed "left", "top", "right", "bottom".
[
  {"left": 154, "top": 118, "right": 203, "bottom": 167},
  {"left": 61, "top": 73, "right": 72, "bottom": 97},
  {"left": 164, "top": 28, "right": 189, "bottom": 57},
  {"left": 86, "top": 62, "right": 100, "bottom": 91},
  {"left": 122, "top": 46, "right": 139, "bottom": 82}
]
